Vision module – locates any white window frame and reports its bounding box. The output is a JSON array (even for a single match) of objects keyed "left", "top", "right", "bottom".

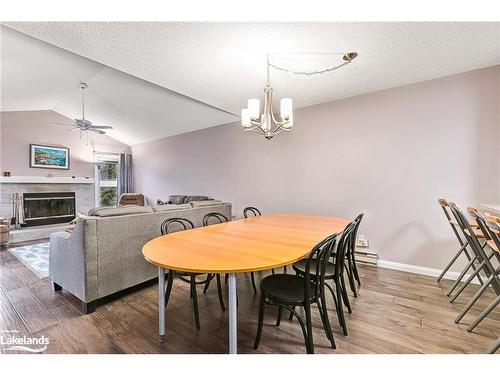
[{"left": 94, "top": 153, "right": 119, "bottom": 207}]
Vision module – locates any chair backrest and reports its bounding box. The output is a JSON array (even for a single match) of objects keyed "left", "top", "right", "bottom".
[
  {"left": 303, "top": 233, "right": 339, "bottom": 302},
  {"left": 203, "top": 212, "right": 229, "bottom": 226},
  {"left": 438, "top": 197, "right": 466, "bottom": 246},
  {"left": 448, "top": 202, "right": 483, "bottom": 256},
  {"left": 160, "top": 217, "right": 195, "bottom": 235},
  {"left": 470, "top": 209, "right": 500, "bottom": 256},
  {"left": 243, "top": 207, "right": 261, "bottom": 218},
  {"left": 349, "top": 213, "right": 364, "bottom": 255},
  {"left": 333, "top": 221, "right": 357, "bottom": 277},
  {"left": 484, "top": 214, "right": 500, "bottom": 253},
  {"left": 467, "top": 207, "right": 492, "bottom": 241}
]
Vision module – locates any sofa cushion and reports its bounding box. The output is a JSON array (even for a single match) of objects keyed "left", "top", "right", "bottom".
[
  {"left": 168, "top": 195, "right": 187, "bottom": 204},
  {"left": 152, "top": 204, "right": 192, "bottom": 212},
  {"left": 189, "top": 200, "right": 223, "bottom": 208},
  {"left": 185, "top": 195, "right": 211, "bottom": 203},
  {"left": 88, "top": 205, "right": 153, "bottom": 217}
]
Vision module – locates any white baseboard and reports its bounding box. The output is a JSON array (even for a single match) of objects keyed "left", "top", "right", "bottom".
[{"left": 376, "top": 259, "right": 480, "bottom": 285}]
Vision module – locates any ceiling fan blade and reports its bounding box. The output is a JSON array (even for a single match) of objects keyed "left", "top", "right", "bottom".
[
  {"left": 49, "top": 121, "right": 76, "bottom": 126},
  {"left": 67, "top": 127, "right": 80, "bottom": 131},
  {"left": 89, "top": 125, "right": 113, "bottom": 129},
  {"left": 87, "top": 128, "right": 106, "bottom": 134}
]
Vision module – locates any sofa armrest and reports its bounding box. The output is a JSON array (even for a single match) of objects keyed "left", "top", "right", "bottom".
[{"left": 49, "top": 221, "right": 88, "bottom": 302}]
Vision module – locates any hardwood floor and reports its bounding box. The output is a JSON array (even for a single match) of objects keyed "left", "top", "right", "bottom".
[{"left": 1, "top": 240, "right": 498, "bottom": 354}]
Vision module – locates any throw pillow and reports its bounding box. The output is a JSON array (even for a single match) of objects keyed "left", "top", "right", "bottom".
[
  {"left": 168, "top": 195, "right": 187, "bottom": 204},
  {"left": 185, "top": 195, "right": 210, "bottom": 203}
]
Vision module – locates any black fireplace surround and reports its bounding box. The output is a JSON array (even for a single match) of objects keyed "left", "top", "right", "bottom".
[{"left": 22, "top": 192, "right": 76, "bottom": 227}]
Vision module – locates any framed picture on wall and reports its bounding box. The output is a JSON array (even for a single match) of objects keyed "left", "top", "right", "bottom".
[{"left": 30, "top": 144, "right": 70, "bottom": 170}]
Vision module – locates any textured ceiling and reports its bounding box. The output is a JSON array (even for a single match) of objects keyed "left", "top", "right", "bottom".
[
  {"left": 0, "top": 26, "right": 237, "bottom": 145},
  {"left": 2, "top": 22, "right": 500, "bottom": 144}
]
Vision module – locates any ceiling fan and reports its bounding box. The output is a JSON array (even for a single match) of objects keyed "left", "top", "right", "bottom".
[{"left": 51, "top": 83, "right": 113, "bottom": 135}]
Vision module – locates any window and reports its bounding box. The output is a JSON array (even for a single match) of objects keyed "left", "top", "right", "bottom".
[{"left": 94, "top": 153, "right": 119, "bottom": 207}]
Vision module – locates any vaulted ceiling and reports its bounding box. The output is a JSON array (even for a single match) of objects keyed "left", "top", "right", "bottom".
[{"left": 2, "top": 22, "right": 500, "bottom": 145}]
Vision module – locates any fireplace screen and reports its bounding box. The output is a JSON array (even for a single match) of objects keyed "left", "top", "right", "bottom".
[{"left": 22, "top": 192, "right": 76, "bottom": 227}]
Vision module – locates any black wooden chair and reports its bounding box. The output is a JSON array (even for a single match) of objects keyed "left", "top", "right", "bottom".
[
  {"left": 343, "top": 213, "right": 364, "bottom": 298},
  {"left": 201, "top": 212, "right": 229, "bottom": 309},
  {"left": 253, "top": 231, "right": 346, "bottom": 353},
  {"left": 243, "top": 207, "right": 261, "bottom": 218},
  {"left": 292, "top": 217, "right": 359, "bottom": 336},
  {"left": 160, "top": 217, "right": 225, "bottom": 330}
]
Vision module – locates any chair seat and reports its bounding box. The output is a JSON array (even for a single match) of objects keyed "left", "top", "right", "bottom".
[
  {"left": 487, "top": 240, "right": 499, "bottom": 254},
  {"left": 292, "top": 259, "right": 336, "bottom": 278},
  {"left": 261, "top": 274, "right": 316, "bottom": 305},
  {"left": 449, "top": 219, "right": 478, "bottom": 228},
  {"left": 464, "top": 228, "right": 485, "bottom": 238}
]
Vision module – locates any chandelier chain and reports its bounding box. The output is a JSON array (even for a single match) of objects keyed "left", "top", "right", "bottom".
[{"left": 268, "top": 59, "right": 351, "bottom": 76}]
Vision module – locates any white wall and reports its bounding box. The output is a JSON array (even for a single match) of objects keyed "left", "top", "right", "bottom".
[{"left": 132, "top": 66, "right": 500, "bottom": 271}]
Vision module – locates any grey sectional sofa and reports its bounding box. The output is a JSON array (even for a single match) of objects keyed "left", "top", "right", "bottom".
[{"left": 49, "top": 201, "right": 232, "bottom": 313}]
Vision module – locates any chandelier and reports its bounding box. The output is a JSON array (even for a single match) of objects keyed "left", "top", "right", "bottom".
[{"left": 241, "top": 52, "right": 358, "bottom": 140}]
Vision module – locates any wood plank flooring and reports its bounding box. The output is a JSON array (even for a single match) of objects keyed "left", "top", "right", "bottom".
[{"left": 1, "top": 240, "right": 498, "bottom": 354}]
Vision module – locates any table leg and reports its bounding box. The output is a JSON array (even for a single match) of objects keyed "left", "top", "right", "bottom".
[
  {"left": 228, "top": 273, "right": 237, "bottom": 354},
  {"left": 158, "top": 267, "right": 166, "bottom": 343}
]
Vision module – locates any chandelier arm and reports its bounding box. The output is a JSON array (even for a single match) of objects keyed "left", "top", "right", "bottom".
[
  {"left": 246, "top": 127, "right": 266, "bottom": 135},
  {"left": 272, "top": 128, "right": 290, "bottom": 136},
  {"left": 250, "top": 119, "right": 263, "bottom": 126},
  {"left": 269, "top": 100, "right": 284, "bottom": 127},
  {"left": 271, "top": 121, "right": 288, "bottom": 134},
  {"left": 244, "top": 124, "right": 266, "bottom": 135}
]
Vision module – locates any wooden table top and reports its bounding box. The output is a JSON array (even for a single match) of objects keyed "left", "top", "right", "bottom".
[{"left": 142, "top": 214, "right": 350, "bottom": 274}]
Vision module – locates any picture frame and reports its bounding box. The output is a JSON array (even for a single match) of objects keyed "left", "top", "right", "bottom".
[{"left": 30, "top": 144, "right": 70, "bottom": 170}]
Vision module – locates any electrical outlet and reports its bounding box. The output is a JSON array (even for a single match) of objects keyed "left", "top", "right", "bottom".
[{"left": 356, "top": 235, "right": 369, "bottom": 248}]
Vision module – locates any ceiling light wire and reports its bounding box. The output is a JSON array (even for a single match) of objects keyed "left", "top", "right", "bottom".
[{"left": 267, "top": 52, "right": 358, "bottom": 76}]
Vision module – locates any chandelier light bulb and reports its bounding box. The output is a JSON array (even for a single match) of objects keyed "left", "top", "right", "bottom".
[
  {"left": 247, "top": 99, "right": 260, "bottom": 120},
  {"left": 241, "top": 108, "right": 251, "bottom": 127},
  {"left": 280, "top": 98, "right": 293, "bottom": 120}
]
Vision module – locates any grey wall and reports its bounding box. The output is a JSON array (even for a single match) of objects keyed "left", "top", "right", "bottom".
[{"left": 132, "top": 66, "right": 500, "bottom": 270}]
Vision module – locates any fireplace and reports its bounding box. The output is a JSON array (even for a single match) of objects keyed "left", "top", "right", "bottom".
[{"left": 22, "top": 192, "right": 76, "bottom": 227}]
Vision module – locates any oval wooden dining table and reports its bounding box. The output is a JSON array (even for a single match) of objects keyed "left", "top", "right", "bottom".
[{"left": 142, "top": 213, "right": 350, "bottom": 354}]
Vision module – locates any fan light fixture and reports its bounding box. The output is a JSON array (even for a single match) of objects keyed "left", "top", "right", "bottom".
[{"left": 49, "top": 83, "right": 114, "bottom": 144}]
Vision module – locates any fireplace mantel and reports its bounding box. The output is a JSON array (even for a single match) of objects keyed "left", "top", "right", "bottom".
[{"left": 0, "top": 176, "right": 94, "bottom": 184}]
